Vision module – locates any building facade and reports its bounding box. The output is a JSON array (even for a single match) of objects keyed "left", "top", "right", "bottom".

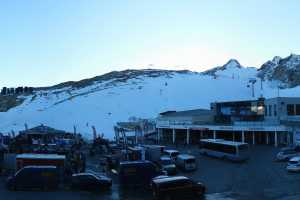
[{"left": 156, "top": 97, "right": 300, "bottom": 147}]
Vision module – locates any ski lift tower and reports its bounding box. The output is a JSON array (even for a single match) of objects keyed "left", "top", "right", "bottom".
[{"left": 248, "top": 78, "right": 257, "bottom": 98}]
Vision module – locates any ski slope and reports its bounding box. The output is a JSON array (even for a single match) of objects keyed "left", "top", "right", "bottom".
[{"left": 1, "top": 66, "right": 300, "bottom": 139}]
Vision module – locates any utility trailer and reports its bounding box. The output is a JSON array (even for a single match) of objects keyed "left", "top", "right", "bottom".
[{"left": 143, "top": 145, "right": 165, "bottom": 163}]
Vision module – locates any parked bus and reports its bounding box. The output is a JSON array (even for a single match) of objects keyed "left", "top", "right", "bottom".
[{"left": 199, "top": 139, "right": 249, "bottom": 162}]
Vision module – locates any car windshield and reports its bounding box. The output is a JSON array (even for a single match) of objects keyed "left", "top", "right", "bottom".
[
  {"left": 161, "top": 159, "right": 172, "bottom": 165},
  {"left": 283, "top": 150, "right": 296, "bottom": 155},
  {"left": 186, "top": 159, "right": 195, "bottom": 164},
  {"left": 289, "top": 161, "right": 299, "bottom": 165},
  {"left": 171, "top": 152, "right": 179, "bottom": 157}
]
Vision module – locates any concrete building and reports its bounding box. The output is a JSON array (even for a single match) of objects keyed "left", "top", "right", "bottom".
[{"left": 156, "top": 97, "right": 300, "bottom": 147}]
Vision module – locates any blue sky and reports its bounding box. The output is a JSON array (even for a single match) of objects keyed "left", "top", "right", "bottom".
[{"left": 1, "top": 0, "right": 300, "bottom": 87}]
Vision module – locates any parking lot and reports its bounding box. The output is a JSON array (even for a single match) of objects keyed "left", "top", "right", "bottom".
[{"left": 1, "top": 145, "right": 300, "bottom": 200}]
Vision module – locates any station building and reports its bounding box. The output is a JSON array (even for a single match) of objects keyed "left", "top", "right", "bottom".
[{"left": 156, "top": 97, "right": 300, "bottom": 147}]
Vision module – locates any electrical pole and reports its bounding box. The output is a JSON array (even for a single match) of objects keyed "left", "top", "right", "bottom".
[{"left": 249, "top": 78, "right": 257, "bottom": 98}]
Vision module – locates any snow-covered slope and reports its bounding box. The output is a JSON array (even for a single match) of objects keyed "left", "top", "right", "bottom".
[{"left": 1, "top": 58, "right": 300, "bottom": 139}]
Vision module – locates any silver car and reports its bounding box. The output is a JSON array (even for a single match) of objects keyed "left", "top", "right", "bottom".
[{"left": 276, "top": 149, "right": 300, "bottom": 161}]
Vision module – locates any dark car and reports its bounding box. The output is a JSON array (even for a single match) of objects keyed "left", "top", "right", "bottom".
[
  {"left": 71, "top": 172, "right": 112, "bottom": 191},
  {"left": 6, "top": 165, "right": 59, "bottom": 191},
  {"left": 276, "top": 147, "right": 300, "bottom": 161},
  {"left": 151, "top": 176, "right": 206, "bottom": 200},
  {"left": 157, "top": 156, "right": 177, "bottom": 175},
  {"left": 118, "top": 160, "right": 166, "bottom": 187}
]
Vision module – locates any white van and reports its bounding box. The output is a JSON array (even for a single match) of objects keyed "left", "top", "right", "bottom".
[
  {"left": 286, "top": 156, "right": 300, "bottom": 172},
  {"left": 176, "top": 154, "right": 196, "bottom": 171}
]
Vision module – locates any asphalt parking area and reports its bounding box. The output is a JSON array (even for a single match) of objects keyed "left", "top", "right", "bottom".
[
  {"left": 1, "top": 145, "right": 300, "bottom": 200},
  {"left": 178, "top": 145, "right": 300, "bottom": 199}
]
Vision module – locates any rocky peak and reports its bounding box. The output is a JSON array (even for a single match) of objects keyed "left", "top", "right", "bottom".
[
  {"left": 202, "top": 59, "right": 243, "bottom": 76},
  {"left": 280, "top": 54, "right": 300, "bottom": 68},
  {"left": 223, "top": 59, "right": 242, "bottom": 69},
  {"left": 271, "top": 56, "right": 281, "bottom": 64},
  {"left": 258, "top": 54, "right": 300, "bottom": 88}
]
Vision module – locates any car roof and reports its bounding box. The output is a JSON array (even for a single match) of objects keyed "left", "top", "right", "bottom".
[
  {"left": 120, "top": 160, "right": 152, "bottom": 165},
  {"left": 16, "top": 153, "right": 65, "bottom": 160},
  {"left": 72, "top": 172, "right": 94, "bottom": 177},
  {"left": 164, "top": 149, "right": 179, "bottom": 153},
  {"left": 160, "top": 156, "right": 172, "bottom": 160},
  {"left": 177, "top": 154, "right": 195, "bottom": 159},
  {"left": 290, "top": 156, "right": 300, "bottom": 162},
  {"left": 200, "top": 139, "right": 248, "bottom": 146},
  {"left": 153, "top": 176, "right": 189, "bottom": 184},
  {"left": 72, "top": 172, "right": 110, "bottom": 180},
  {"left": 23, "top": 165, "right": 57, "bottom": 169}
]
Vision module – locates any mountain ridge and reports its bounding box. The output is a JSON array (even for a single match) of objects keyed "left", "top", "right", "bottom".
[{"left": 1, "top": 54, "right": 300, "bottom": 138}]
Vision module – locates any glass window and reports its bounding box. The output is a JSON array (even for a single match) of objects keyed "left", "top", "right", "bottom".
[
  {"left": 296, "top": 104, "right": 300, "bottom": 115},
  {"left": 265, "top": 106, "right": 268, "bottom": 116},
  {"left": 274, "top": 104, "right": 277, "bottom": 116},
  {"left": 287, "top": 104, "right": 295, "bottom": 116},
  {"left": 269, "top": 105, "right": 272, "bottom": 116},
  {"left": 185, "top": 159, "right": 195, "bottom": 164}
]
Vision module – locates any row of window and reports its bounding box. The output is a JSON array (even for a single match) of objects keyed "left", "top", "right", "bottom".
[
  {"left": 265, "top": 104, "right": 300, "bottom": 117},
  {"left": 287, "top": 104, "right": 300, "bottom": 116},
  {"left": 265, "top": 104, "right": 277, "bottom": 117},
  {"left": 200, "top": 142, "right": 237, "bottom": 154}
]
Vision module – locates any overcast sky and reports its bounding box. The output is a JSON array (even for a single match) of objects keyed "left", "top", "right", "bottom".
[{"left": 1, "top": 0, "right": 300, "bottom": 87}]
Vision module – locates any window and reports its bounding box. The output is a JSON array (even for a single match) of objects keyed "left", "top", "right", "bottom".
[
  {"left": 287, "top": 104, "right": 295, "bottom": 116},
  {"left": 186, "top": 159, "right": 195, "bottom": 164},
  {"left": 274, "top": 104, "right": 277, "bottom": 116},
  {"left": 269, "top": 105, "right": 272, "bottom": 116},
  {"left": 296, "top": 104, "right": 300, "bottom": 115},
  {"left": 201, "top": 142, "right": 236, "bottom": 154},
  {"left": 265, "top": 106, "right": 268, "bottom": 116}
]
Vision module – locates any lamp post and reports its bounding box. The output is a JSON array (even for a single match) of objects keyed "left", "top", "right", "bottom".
[{"left": 248, "top": 78, "right": 257, "bottom": 98}]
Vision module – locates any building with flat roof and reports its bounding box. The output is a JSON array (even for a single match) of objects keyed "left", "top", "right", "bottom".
[{"left": 156, "top": 97, "right": 300, "bottom": 147}]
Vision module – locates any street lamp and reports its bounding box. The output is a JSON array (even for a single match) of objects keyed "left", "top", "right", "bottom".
[{"left": 248, "top": 78, "right": 257, "bottom": 98}]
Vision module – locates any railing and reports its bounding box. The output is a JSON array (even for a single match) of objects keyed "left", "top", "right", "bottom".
[
  {"left": 234, "top": 121, "right": 280, "bottom": 126},
  {"left": 156, "top": 119, "right": 193, "bottom": 127},
  {"left": 157, "top": 119, "right": 282, "bottom": 128}
]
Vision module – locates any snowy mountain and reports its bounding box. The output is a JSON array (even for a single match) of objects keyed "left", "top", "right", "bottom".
[
  {"left": 202, "top": 59, "right": 257, "bottom": 79},
  {"left": 258, "top": 54, "right": 300, "bottom": 87},
  {"left": 1, "top": 57, "right": 300, "bottom": 139}
]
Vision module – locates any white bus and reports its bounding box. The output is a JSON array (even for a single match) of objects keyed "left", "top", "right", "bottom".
[{"left": 199, "top": 139, "right": 249, "bottom": 162}]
